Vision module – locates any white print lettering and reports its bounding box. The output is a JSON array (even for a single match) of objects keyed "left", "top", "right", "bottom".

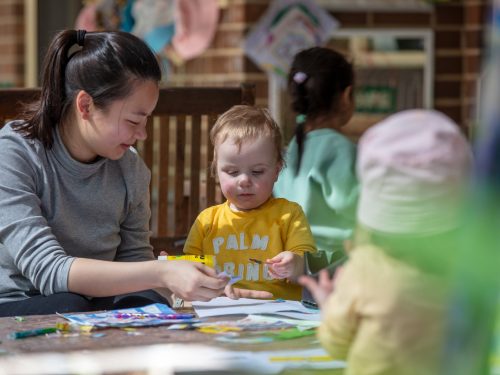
[
  {"left": 215, "top": 262, "right": 274, "bottom": 281},
  {"left": 212, "top": 233, "right": 269, "bottom": 254},
  {"left": 211, "top": 233, "right": 274, "bottom": 281}
]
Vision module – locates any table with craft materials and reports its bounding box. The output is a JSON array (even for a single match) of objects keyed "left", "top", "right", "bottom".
[{"left": 0, "top": 300, "right": 345, "bottom": 375}]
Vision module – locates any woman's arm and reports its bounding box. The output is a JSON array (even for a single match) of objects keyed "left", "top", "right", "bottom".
[
  {"left": 68, "top": 258, "right": 228, "bottom": 301},
  {"left": 0, "top": 132, "right": 74, "bottom": 295}
]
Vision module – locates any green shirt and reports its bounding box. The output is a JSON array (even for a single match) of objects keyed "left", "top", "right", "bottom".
[{"left": 274, "top": 129, "right": 359, "bottom": 254}]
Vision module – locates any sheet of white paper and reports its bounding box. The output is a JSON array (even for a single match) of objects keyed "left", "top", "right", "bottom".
[
  {"left": 260, "top": 311, "right": 321, "bottom": 321},
  {"left": 192, "top": 297, "right": 320, "bottom": 320},
  {"left": 193, "top": 297, "right": 272, "bottom": 307},
  {"left": 246, "top": 314, "right": 320, "bottom": 329}
]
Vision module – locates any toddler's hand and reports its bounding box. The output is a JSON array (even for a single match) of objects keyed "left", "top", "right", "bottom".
[
  {"left": 298, "top": 267, "right": 343, "bottom": 309},
  {"left": 224, "top": 284, "right": 273, "bottom": 300},
  {"left": 266, "top": 251, "right": 301, "bottom": 280}
]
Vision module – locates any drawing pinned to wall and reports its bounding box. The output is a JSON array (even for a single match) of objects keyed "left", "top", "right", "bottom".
[
  {"left": 131, "top": 0, "right": 176, "bottom": 53},
  {"left": 244, "top": 0, "right": 339, "bottom": 86}
]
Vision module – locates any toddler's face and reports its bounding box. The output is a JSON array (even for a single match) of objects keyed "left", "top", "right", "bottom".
[{"left": 216, "top": 135, "right": 281, "bottom": 212}]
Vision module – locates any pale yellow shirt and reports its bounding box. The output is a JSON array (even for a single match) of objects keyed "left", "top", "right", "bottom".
[
  {"left": 184, "top": 197, "right": 316, "bottom": 300},
  {"left": 319, "top": 244, "right": 450, "bottom": 375}
]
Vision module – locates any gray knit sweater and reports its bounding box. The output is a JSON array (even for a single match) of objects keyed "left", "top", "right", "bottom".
[{"left": 0, "top": 122, "right": 154, "bottom": 303}]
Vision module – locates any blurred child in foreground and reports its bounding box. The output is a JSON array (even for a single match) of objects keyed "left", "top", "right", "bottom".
[{"left": 301, "top": 110, "right": 472, "bottom": 375}]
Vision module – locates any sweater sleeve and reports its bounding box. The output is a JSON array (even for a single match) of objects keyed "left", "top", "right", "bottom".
[
  {"left": 115, "top": 151, "right": 155, "bottom": 261},
  {"left": 0, "top": 133, "right": 74, "bottom": 295},
  {"left": 318, "top": 255, "right": 361, "bottom": 360}
]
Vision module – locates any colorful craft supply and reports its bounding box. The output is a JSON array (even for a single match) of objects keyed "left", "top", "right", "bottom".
[
  {"left": 158, "top": 254, "right": 215, "bottom": 267},
  {"left": 216, "top": 336, "right": 274, "bottom": 344},
  {"left": 9, "top": 327, "right": 57, "bottom": 340},
  {"left": 217, "top": 271, "right": 242, "bottom": 285},
  {"left": 55, "top": 322, "right": 71, "bottom": 332},
  {"left": 114, "top": 312, "right": 195, "bottom": 320},
  {"left": 62, "top": 303, "right": 198, "bottom": 328}
]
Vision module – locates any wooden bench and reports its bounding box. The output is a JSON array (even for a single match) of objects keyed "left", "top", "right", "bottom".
[{"left": 0, "top": 85, "right": 256, "bottom": 255}]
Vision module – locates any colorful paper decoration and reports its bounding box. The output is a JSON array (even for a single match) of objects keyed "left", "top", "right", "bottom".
[{"left": 244, "top": 0, "right": 339, "bottom": 86}]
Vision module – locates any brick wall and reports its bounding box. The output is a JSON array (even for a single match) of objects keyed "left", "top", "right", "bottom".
[
  {"left": 169, "top": 0, "right": 488, "bottom": 134},
  {"left": 2, "top": 0, "right": 488, "bottom": 133},
  {"left": 433, "top": 1, "right": 487, "bottom": 134},
  {"left": 0, "top": 0, "right": 24, "bottom": 87}
]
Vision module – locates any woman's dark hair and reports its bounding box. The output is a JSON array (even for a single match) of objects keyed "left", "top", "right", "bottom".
[
  {"left": 14, "top": 30, "right": 162, "bottom": 148},
  {"left": 288, "top": 47, "right": 354, "bottom": 174}
]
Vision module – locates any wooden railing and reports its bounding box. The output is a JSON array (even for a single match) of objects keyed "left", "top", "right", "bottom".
[{"left": 0, "top": 85, "right": 256, "bottom": 254}]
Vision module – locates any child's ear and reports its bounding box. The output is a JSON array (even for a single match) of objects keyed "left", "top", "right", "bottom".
[
  {"left": 75, "top": 90, "right": 93, "bottom": 120},
  {"left": 274, "top": 160, "right": 283, "bottom": 181},
  {"left": 342, "top": 86, "right": 353, "bottom": 106}
]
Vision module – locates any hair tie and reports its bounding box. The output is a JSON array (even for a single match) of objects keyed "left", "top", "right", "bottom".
[
  {"left": 293, "top": 71, "right": 308, "bottom": 84},
  {"left": 76, "top": 29, "right": 87, "bottom": 47},
  {"left": 296, "top": 114, "right": 306, "bottom": 124}
]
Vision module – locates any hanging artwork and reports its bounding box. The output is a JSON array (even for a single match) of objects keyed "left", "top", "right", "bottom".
[
  {"left": 75, "top": 0, "right": 220, "bottom": 82},
  {"left": 244, "top": 0, "right": 339, "bottom": 85}
]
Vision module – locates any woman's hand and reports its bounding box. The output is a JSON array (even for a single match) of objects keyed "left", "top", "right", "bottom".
[
  {"left": 298, "top": 267, "right": 342, "bottom": 309},
  {"left": 159, "top": 260, "right": 228, "bottom": 301},
  {"left": 266, "top": 251, "right": 303, "bottom": 280}
]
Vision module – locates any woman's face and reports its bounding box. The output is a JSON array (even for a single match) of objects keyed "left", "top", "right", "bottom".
[{"left": 69, "top": 80, "right": 159, "bottom": 162}]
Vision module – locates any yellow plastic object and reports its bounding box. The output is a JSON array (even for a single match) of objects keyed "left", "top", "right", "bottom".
[{"left": 158, "top": 254, "right": 215, "bottom": 268}]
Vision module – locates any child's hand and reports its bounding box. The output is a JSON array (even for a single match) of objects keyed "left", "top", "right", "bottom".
[
  {"left": 266, "top": 251, "right": 302, "bottom": 280},
  {"left": 224, "top": 284, "right": 273, "bottom": 300},
  {"left": 298, "top": 267, "right": 343, "bottom": 309}
]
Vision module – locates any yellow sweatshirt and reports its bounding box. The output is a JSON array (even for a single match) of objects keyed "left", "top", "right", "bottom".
[
  {"left": 320, "top": 244, "right": 450, "bottom": 375},
  {"left": 184, "top": 198, "right": 316, "bottom": 300}
]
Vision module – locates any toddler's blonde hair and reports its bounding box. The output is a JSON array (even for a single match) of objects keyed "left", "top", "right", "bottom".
[{"left": 210, "top": 105, "right": 284, "bottom": 175}]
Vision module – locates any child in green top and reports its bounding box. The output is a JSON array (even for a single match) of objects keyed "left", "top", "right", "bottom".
[{"left": 274, "top": 47, "right": 359, "bottom": 261}]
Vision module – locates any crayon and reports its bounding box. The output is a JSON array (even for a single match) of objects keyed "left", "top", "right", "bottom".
[
  {"left": 9, "top": 327, "right": 57, "bottom": 340},
  {"left": 248, "top": 258, "right": 262, "bottom": 264}
]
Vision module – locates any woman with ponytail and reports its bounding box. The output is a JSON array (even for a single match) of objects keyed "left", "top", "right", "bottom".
[
  {"left": 0, "top": 30, "right": 240, "bottom": 316},
  {"left": 274, "top": 47, "right": 359, "bottom": 262}
]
